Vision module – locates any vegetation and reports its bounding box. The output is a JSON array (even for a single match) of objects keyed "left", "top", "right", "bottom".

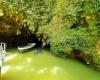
[{"left": 0, "top": 0, "right": 100, "bottom": 70}]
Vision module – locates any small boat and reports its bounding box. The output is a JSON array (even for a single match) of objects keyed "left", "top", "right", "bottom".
[{"left": 18, "top": 43, "right": 36, "bottom": 52}]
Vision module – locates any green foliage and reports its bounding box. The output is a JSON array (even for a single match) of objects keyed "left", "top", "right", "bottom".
[
  {"left": 48, "top": 0, "right": 100, "bottom": 68},
  {"left": 0, "top": 0, "right": 100, "bottom": 69}
]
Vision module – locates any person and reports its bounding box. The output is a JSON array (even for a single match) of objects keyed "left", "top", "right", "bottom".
[
  {"left": 0, "top": 45, "right": 3, "bottom": 66},
  {"left": 0, "top": 43, "right": 6, "bottom": 72},
  {"left": 0, "top": 43, "right": 6, "bottom": 67}
]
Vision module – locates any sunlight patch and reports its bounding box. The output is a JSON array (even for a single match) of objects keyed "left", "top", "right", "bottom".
[
  {"left": 51, "top": 66, "right": 62, "bottom": 74},
  {"left": 5, "top": 54, "right": 17, "bottom": 62},
  {"left": 1, "top": 65, "right": 10, "bottom": 74},
  {"left": 37, "top": 67, "right": 48, "bottom": 74},
  {"left": 26, "top": 57, "right": 32, "bottom": 63}
]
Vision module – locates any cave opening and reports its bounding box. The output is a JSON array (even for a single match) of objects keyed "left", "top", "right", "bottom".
[{"left": 0, "top": 34, "right": 43, "bottom": 49}]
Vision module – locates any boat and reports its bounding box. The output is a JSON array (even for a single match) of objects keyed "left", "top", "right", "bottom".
[{"left": 18, "top": 43, "right": 36, "bottom": 52}]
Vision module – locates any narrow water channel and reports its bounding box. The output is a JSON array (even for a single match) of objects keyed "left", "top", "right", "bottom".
[{"left": 1, "top": 49, "right": 100, "bottom": 80}]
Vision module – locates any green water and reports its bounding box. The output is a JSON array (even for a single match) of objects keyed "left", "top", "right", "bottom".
[{"left": 1, "top": 49, "right": 100, "bottom": 80}]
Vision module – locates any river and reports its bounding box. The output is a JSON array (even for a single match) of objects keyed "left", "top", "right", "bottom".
[{"left": 1, "top": 48, "right": 100, "bottom": 80}]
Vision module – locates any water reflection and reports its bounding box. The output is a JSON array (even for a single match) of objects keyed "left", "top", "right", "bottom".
[
  {"left": 37, "top": 67, "right": 48, "bottom": 74},
  {"left": 1, "top": 65, "right": 10, "bottom": 74},
  {"left": 1, "top": 49, "right": 100, "bottom": 80},
  {"left": 5, "top": 54, "right": 17, "bottom": 62},
  {"left": 26, "top": 57, "right": 32, "bottom": 63},
  {"left": 51, "top": 67, "right": 62, "bottom": 74},
  {"left": 30, "top": 68, "right": 35, "bottom": 72},
  {"left": 15, "top": 65, "right": 23, "bottom": 71}
]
